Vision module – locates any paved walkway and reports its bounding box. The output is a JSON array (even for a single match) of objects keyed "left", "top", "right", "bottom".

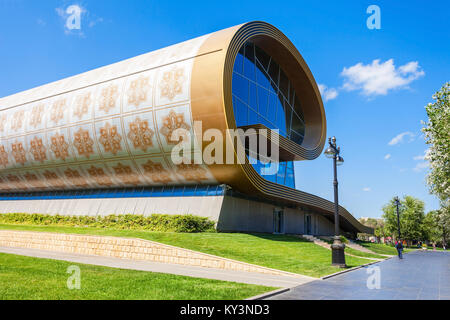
[
  {"left": 0, "top": 246, "right": 314, "bottom": 288},
  {"left": 268, "top": 251, "right": 450, "bottom": 300}
]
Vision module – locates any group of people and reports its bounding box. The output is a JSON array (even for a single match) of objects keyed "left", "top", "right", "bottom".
[{"left": 395, "top": 240, "right": 447, "bottom": 258}]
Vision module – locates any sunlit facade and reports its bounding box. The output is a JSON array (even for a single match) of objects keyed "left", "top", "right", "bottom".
[{"left": 0, "top": 22, "right": 372, "bottom": 237}]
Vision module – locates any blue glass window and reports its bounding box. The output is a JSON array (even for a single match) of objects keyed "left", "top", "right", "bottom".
[{"left": 232, "top": 41, "right": 301, "bottom": 189}]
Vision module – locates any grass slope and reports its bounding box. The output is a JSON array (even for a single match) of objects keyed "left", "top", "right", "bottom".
[
  {"left": 0, "top": 224, "right": 372, "bottom": 277},
  {"left": 356, "top": 241, "right": 416, "bottom": 255},
  {"left": 342, "top": 247, "right": 386, "bottom": 259},
  {"left": 0, "top": 252, "right": 273, "bottom": 300}
]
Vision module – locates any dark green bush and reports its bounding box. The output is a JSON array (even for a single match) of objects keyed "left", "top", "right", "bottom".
[
  {"left": 340, "top": 235, "right": 349, "bottom": 244},
  {"left": 0, "top": 213, "right": 216, "bottom": 233}
]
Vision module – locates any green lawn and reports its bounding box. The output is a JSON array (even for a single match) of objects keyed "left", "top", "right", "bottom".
[
  {"left": 342, "top": 246, "right": 386, "bottom": 259},
  {"left": 356, "top": 241, "right": 416, "bottom": 255},
  {"left": 319, "top": 238, "right": 387, "bottom": 259},
  {"left": 0, "top": 224, "right": 372, "bottom": 277},
  {"left": 0, "top": 252, "right": 273, "bottom": 300}
]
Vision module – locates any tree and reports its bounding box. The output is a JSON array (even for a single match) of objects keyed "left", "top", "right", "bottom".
[
  {"left": 421, "top": 82, "right": 450, "bottom": 247},
  {"left": 423, "top": 211, "right": 440, "bottom": 243},
  {"left": 424, "top": 208, "right": 450, "bottom": 247},
  {"left": 382, "top": 196, "right": 426, "bottom": 243},
  {"left": 422, "top": 82, "right": 450, "bottom": 203},
  {"left": 358, "top": 217, "right": 387, "bottom": 242}
]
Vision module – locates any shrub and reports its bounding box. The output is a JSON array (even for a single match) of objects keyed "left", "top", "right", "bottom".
[
  {"left": 0, "top": 213, "right": 216, "bottom": 233},
  {"left": 340, "top": 235, "right": 349, "bottom": 244}
]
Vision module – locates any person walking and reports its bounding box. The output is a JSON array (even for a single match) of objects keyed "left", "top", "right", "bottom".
[{"left": 395, "top": 240, "right": 404, "bottom": 259}]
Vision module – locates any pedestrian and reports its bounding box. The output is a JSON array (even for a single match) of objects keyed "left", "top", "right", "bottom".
[{"left": 395, "top": 240, "right": 404, "bottom": 259}]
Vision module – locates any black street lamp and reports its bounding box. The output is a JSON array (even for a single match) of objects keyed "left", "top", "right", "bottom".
[
  {"left": 324, "top": 136, "right": 346, "bottom": 268},
  {"left": 394, "top": 196, "right": 401, "bottom": 240}
]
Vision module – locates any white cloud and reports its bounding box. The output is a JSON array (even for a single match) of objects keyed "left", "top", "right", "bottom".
[
  {"left": 412, "top": 150, "right": 430, "bottom": 172},
  {"left": 36, "top": 18, "right": 46, "bottom": 26},
  {"left": 413, "top": 162, "right": 429, "bottom": 172},
  {"left": 413, "top": 149, "right": 430, "bottom": 161},
  {"left": 318, "top": 84, "right": 339, "bottom": 102},
  {"left": 341, "top": 59, "right": 424, "bottom": 96},
  {"left": 388, "top": 132, "right": 415, "bottom": 146},
  {"left": 89, "top": 17, "right": 104, "bottom": 28},
  {"left": 362, "top": 187, "right": 371, "bottom": 192},
  {"left": 413, "top": 155, "right": 425, "bottom": 161},
  {"left": 384, "top": 154, "right": 391, "bottom": 160}
]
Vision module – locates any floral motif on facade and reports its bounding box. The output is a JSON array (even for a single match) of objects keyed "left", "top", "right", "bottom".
[
  {"left": 24, "top": 172, "right": 46, "bottom": 189},
  {"left": 160, "top": 67, "right": 185, "bottom": 100},
  {"left": 127, "top": 76, "right": 151, "bottom": 107},
  {"left": 30, "top": 104, "right": 44, "bottom": 128},
  {"left": 176, "top": 164, "right": 208, "bottom": 182},
  {"left": 159, "top": 111, "right": 191, "bottom": 145},
  {"left": 11, "top": 110, "right": 25, "bottom": 131},
  {"left": 99, "top": 84, "right": 119, "bottom": 114},
  {"left": 142, "top": 160, "right": 172, "bottom": 184},
  {"left": 7, "top": 174, "right": 28, "bottom": 190},
  {"left": 11, "top": 141, "right": 27, "bottom": 165},
  {"left": 73, "top": 92, "right": 91, "bottom": 119},
  {"left": 50, "top": 133, "right": 70, "bottom": 161},
  {"left": 0, "top": 114, "right": 7, "bottom": 132},
  {"left": 43, "top": 170, "right": 66, "bottom": 189},
  {"left": 50, "top": 98, "right": 66, "bottom": 124},
  {"left": 73, "top": 128, "right": 94, "bottom": 158},
  {"left": 112, "top": 162, "right": 140, "bottom": 186},
  {"left": 99, "top": 122, "right": 122, "bottom": 155},
  {"left": 0, "top": 145, "right": 9, "bottom": 167},
  {"left": 87, "top": 166, "right": 113, "bottom": 187},
  {"left": 127, "top": 117, "right": 155, "bottom": 152},
  {"left": 64, "top": 168, "right": 88, "bottom": 188},
  {"left": 29, "top": 137, "right": 47, "bottom": 163}
]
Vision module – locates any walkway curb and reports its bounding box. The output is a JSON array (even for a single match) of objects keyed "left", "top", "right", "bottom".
[
  {"left": 321, "top": 256, "right": 393, "bottom": 280},
  {"left": 246, "top": 288, "right": 290, "bottom": 300}
]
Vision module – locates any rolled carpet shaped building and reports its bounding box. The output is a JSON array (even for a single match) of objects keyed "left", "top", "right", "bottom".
[{"left": 0, "top": 21, "right": 372, "bottom": 236}]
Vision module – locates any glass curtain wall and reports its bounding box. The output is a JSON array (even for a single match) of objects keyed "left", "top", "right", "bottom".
[{"left": 232, "top": 41, "right": 303, "bottom": 188}]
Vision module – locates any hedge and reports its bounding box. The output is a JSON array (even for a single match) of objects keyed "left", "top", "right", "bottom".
[{"left": 0, "top": 213, "right": 216, "bottom": 233}]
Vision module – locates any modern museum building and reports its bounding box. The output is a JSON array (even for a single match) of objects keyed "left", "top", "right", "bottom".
[{"left": 0, "top": 21, "right": 372, "bottom": 238}]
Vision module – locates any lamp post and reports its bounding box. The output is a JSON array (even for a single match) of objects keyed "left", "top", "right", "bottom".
[
  {"left": 324, "top": 136, "right": 346, "bottom": 267},
  {"left": 394, "top": 196, "right": 401, "bottom": 240}
]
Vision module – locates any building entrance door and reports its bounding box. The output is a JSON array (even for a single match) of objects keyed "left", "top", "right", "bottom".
[
  {"left": 273, "top": 208, "right": 284, "bottom": 234},
  {"left": 305, "top": 214, "right": 312, "bottom": 235}
]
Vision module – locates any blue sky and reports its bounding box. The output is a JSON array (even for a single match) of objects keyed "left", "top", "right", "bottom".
[{"left": 0, "top": 0, "right": 448, "bottom": 218}]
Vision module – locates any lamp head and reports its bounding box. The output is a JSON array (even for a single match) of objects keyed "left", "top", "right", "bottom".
[{"left": 324, "top": 146, "right": 335, "bottom": 158}]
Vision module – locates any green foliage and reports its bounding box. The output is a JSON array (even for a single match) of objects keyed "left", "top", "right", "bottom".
[
  {"left": 339, "top": 235, "right": 349, "bottom": 244},
  {"left": 358, "top": 218, "right": 387, "bottom": 240},
  {"left": 423, "top": 208, "right": 450, "bottom": 246},
  {"left": 422, "top": 82, "right": 450, "bottom": 202},
  {"left": 382, "top": 195, "right": 426, "bottom": 241},
  {"left": 0, "top": 213, "right": 216, "bottom": 233}
]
